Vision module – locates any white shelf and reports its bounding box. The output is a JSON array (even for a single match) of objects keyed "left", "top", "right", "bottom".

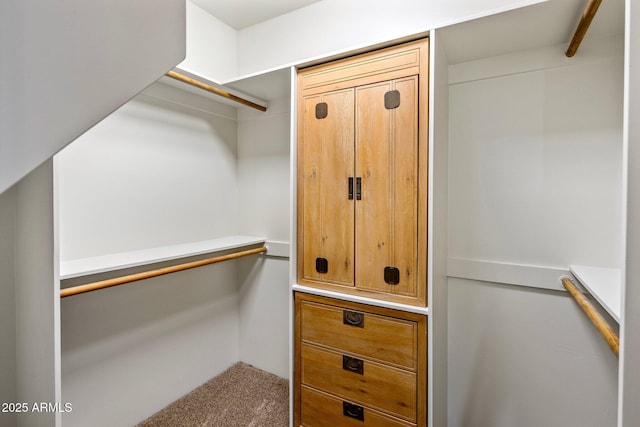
[
  {"left": 60, "top": 235, "right": 267, "bottom": 280},
  {"left": 570, "top": 265, "right": 622, "bottom": 323}
]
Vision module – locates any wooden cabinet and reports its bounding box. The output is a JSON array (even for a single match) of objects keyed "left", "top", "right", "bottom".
[
  {"left": 295, "top": 39, "right": 429, "bottom": 427},
  {"left": 294, "top": 293, "right": 427, "bottom": 427},
  {"left": 297, "top": 38, "right": 429, "bottom": 306}
]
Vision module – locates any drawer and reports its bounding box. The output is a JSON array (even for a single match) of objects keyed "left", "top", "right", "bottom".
[
  {"left": 300, "top": 300, "right": 417, "bottom": 370},
  {"left": 301, "top": 386, "right": 415, "bottom": 427},
  {"left": 301, "top": 343, "right": 416, "bottom": 421}
]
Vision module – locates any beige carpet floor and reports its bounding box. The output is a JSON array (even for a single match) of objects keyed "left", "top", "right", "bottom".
[{"left": 137, "top": 362, "right": 289, "bottom": 427}]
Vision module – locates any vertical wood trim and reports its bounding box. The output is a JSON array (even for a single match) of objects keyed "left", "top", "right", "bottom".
[
  {"left": 392, "top": 77, "right": 420, "bottom": 298},
  {"left": 293, "top": 292, "right": 303, "bottom": 427},
  {"left": 417, "top": 312, "right": 428, "bottom": 427},
  {"left": 354, "top": 81, "right": 393, "bottom": 291},
  {"left": 418, "top": 38, "right": 430, "bottom": 307},
  {"left": 297, "top": 72, "right": 306, "bottom": 290}
]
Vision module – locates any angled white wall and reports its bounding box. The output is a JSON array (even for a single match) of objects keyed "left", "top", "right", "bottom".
[
  {"left": 178, "top": 1, "right": 238, "bottom": 83},
  {"left": 0, "top": 0, "right": 185, "bottom": 195}
]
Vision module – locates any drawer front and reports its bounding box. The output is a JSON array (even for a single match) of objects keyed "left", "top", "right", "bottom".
[
  {"left": 300, "top": 300, "right": 417, "bottom": 369},
  {"left": 301, "top": 386, "right": 415, "bottom": 427},
  {"left": 301, "top": 343, "right": 416, "bottom": 421}
]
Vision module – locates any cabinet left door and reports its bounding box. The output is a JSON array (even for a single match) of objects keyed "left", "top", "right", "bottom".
[{"left": 298, "top": 89, "right": 356, "bottom": 287}]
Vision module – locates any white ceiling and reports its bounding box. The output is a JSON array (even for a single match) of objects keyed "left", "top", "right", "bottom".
[{"left": 190, "top": 0, "right": 323, "bottom": 30}]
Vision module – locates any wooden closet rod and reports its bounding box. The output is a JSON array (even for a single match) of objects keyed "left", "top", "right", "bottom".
[
  {"left": 60, "top": 246, "right": 267, "bottom": 298},
  {"left": 565, "top": 0, "right": 603, "bottom": 57},
  {"left": 561, "top": 277, "right": 619, "bottom": 356},
  {"left": 165, "top": 70, "right": 267, "bottom": 112}
]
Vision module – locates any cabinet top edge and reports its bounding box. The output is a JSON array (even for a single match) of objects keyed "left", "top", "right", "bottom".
[
  {"left": 297, "top": 38, "right": 429, "bottom": 93},
  {"left": 293, "top": 284, "right": 430, "bottom": 316}
]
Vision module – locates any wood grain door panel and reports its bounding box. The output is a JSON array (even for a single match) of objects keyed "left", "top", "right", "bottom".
[
  {"left": 300, "top": 89, "right": 355, "bottom": 286},
  {"left": 355, "top": 77, "right": 419, "bottom": 297}
]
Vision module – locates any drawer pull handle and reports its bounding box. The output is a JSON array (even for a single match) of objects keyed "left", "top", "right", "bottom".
[
  {"left": 343, "top": 310, "right": 364, "bottom": 327},
  {"left": 342, "top": 355, "right": 364, "bottom": 375},
  {"left": 342, "top": 402, "right": 364, "bottom": 421}
]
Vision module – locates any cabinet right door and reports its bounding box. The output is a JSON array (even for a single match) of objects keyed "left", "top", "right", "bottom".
[{"left": 355, "top": 76, "right": 420, "bottom": 299}]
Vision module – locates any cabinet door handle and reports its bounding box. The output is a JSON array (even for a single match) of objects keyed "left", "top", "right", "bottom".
[
  {"left": 342, "top": 402, "right": 364, "bottom": 421},
  {"left": 315, "top": 258, "right": 328, "bottom": 274},
  {"left": 355, "top": 177, "right": 362, "bottom": 200},
  {"left": 348, "top": 177, "right": 354, "bottom": 200},
  {"left": 342, "top": 355, "right": 364, "bottom": 375},
  {"left": 343, "top": 310, "right": 364, "bottom": 327},
  {"left": 384, "top": 266, "right": 400, "bottom": 285}
]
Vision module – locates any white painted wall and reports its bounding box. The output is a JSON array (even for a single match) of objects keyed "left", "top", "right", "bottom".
[
  {"left": 0, "top": 161, "right": 60, "bottom": 427},
  {"left": 620, "top": 1, "right": 640, "bottom": 426},
  {"left": 56, "top": 80, "right": 292, "bottom": 424},
  {"left": 237, "top": 94, "right": 292, "bottom": 378},
  {"left": 429, "top": 29, "right": 450, "bottom": 427},
  {"left": 14, "top": 160, "right": 59, "bottom": 427},
  {"left": 56, "top": 83, "right": 239, "bottom": 261},
  {"left": 0, "top": 0, "right": 185, "bottom": 195},
  {"left": 448, "top": 278, "right": 618, "bottom": 427},
  {"left": 178, "top": 1, "right": 238, "bottom": 83},
  {"left": 238, "top": 256, "right": 290, "bottom": 379},
  {"left": 60, "top": 263, "right": 240, "bottom": 427},
  {"left": 448, "top": 37, "right": 624, "bottom": 273},
  {"left": 56, "top": 84, "right": 244, "bottom": 425},
  {"left": 236, "top": 0, "right": 545, "bottom": 77},
  {"left": 0, "top": 187, "right": 17, "bottom": 427},
  {"left": 237, "top": 96, "right": 291, "bottom": 243},
  {"left": 445, "top": 30, "right": 623, "bottom": 427}
]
